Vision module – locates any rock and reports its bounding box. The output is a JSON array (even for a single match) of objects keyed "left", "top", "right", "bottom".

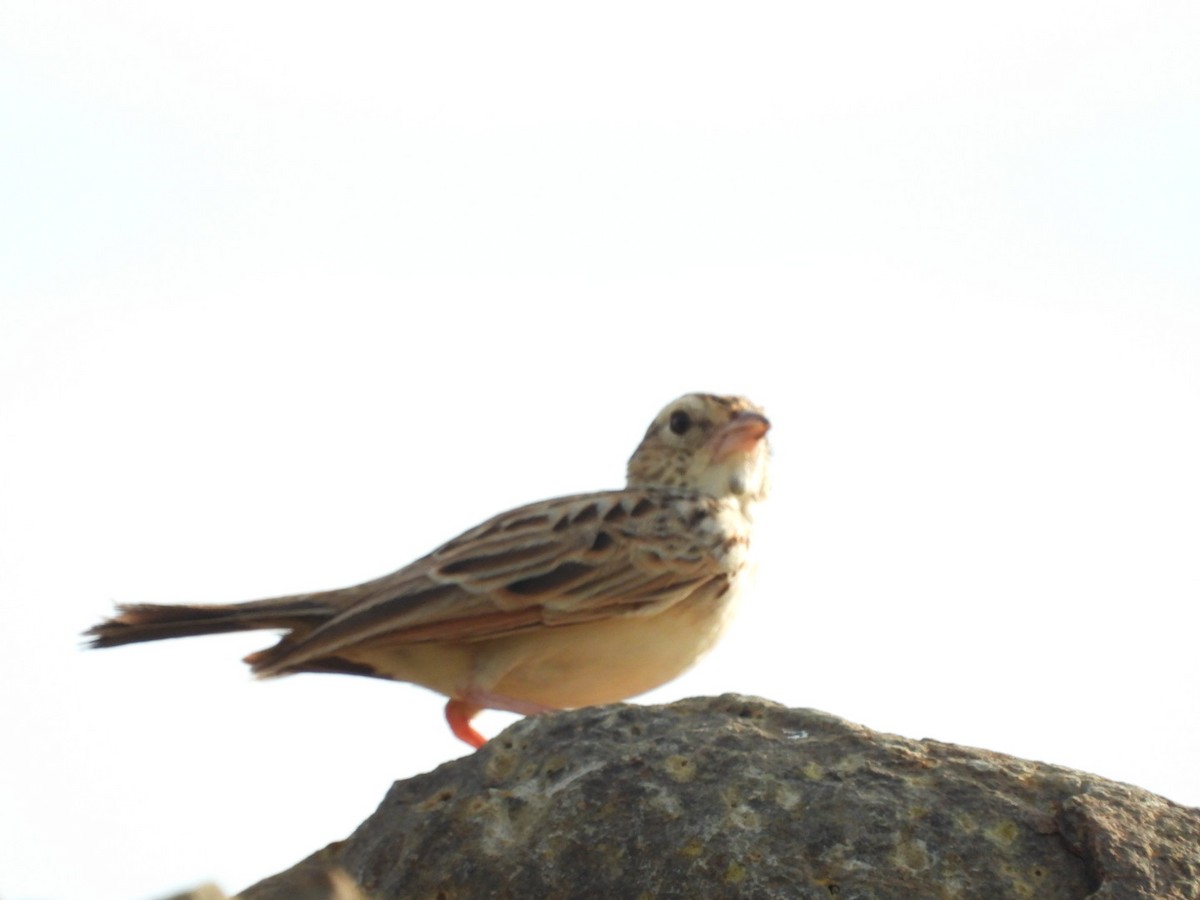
[
  {"left": 240, "top": 695, "right": 1200, "bottom": 899},
  {"left": 237, "top": 842, "right": 367, "bottom": 899}
]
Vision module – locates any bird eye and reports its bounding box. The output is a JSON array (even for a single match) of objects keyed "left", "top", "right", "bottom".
[{"left": 668, "top": 410, "right": 692, "bottom": 435}]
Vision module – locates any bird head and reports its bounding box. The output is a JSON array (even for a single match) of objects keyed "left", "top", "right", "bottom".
[{"left": 626, "top": 393, "right": 771, "bottom": 510}]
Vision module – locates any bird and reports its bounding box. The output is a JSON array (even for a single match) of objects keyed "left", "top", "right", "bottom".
[{"left": 86, "top": 392, "right": 771, "bottom": 749}]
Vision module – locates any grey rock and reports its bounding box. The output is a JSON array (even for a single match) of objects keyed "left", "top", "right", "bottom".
[
  {"left": 240, "top": 695, "right": 1200, "bottom": 899},
  {"left": 238, "top": 842, "right": 367, "bottom": 899}
]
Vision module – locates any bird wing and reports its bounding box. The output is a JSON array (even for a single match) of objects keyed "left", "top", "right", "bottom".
[{"left": 250, "top": 489, "right": 728, "bottom": 673}]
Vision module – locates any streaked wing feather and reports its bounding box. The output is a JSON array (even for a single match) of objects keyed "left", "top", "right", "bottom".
[{"left": 256, "top": 489, "right": 722, "bottom": 671}]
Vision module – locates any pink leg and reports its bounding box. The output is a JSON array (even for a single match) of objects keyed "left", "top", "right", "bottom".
[
  {"left": 444, "top": 692, "right": 559, "bottom": 749},
  {"left": 445, "top": 699, "right": 487, "bottom": 749}
]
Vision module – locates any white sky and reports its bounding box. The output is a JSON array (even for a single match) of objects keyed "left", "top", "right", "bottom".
[{"left": 2, "top": 3, "right": 1198, "bottom": 898}]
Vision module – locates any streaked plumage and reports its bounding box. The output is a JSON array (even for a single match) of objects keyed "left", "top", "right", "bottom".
[{"left": 86, "top": 393, "right": 770, "bottom": 748}]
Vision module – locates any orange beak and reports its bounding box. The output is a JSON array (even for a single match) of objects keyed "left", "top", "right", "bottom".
[{"left": 710, "top": 411, "right": 771, "bottom": 463}]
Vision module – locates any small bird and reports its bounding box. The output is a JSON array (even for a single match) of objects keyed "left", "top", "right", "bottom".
[{"left": 87, "top": 393, "right": 771, "bottom": 748}]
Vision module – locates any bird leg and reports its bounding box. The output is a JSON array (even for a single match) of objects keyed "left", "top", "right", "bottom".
[
  {"left": 445, "top": 699, "right": 487, "bottom": 749},
  {"left": 445, "top": 693, "right": 559, "bottom": 748}
]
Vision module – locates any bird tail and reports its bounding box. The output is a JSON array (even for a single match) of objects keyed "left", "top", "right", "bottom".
[{"left": 84, "top": 595, "right": 336, "bottom": 649}]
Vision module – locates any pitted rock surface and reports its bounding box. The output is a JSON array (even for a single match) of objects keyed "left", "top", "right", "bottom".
[{"left": 241, "top": 695, "right": 1200, "bottom": 899}]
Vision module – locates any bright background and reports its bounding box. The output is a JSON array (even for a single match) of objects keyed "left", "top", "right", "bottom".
[{"left": 3, "top": 3, "right": 1198, "bottom": 898}]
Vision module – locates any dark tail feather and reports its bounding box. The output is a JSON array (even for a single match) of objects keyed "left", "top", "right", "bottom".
[{"left": 85, "top": 597, "right": 335, "bottom": 649}]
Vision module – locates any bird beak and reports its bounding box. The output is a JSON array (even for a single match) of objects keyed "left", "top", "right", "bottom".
[{"left": 710, "top": 412, "right": 771, "bottom": 463}]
